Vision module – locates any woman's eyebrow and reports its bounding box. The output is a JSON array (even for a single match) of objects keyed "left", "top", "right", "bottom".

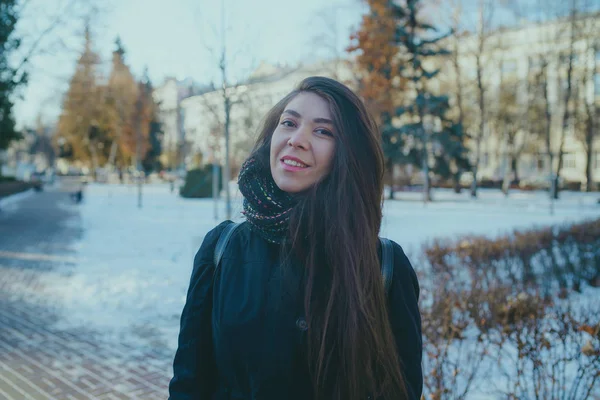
[{"left": 283, "top": 109, "right": 333, "bottom": 125}]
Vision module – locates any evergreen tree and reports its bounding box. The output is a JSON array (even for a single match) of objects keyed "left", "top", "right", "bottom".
[
  {"left": 142, "top": 120, "right": 163, "bottom": 174},
  {"left": 0, "top": 0, "right": 27, "bottom": 176},
  {"left": 388, "top": 0, "right": 468, "bottom": 201}
]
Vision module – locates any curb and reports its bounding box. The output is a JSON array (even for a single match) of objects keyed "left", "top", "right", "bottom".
[{"left": 0, "top": 188, "right": 35, "bottom": 209}]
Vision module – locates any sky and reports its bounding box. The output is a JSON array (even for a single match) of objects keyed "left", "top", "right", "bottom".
[{"left": 12, "top": 0, "right": 365, "bottom": 129}]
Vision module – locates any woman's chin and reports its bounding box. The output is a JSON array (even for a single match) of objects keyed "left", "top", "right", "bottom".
[{"left": 273, "top": 178, "right": 308, "bottom": 194}]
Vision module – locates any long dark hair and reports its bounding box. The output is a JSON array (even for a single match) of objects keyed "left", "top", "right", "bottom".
[{"left": 249, "top": 76, "right": 407, "bottom": 400}]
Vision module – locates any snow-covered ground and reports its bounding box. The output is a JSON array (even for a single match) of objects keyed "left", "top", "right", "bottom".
[{"left": 16, "top": 183, "right": 600, "bottom": 354}]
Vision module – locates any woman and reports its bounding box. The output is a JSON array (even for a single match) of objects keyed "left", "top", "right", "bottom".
[{"left": 169, "top": 77, "right": 422, "bottom": 400}]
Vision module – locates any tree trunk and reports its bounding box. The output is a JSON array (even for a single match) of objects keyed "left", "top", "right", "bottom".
[
  {"left": 553, "top": 145, "right": 564, "bottom": 199},
  {"left": 472, "top": 3, "right": 487, "bottom": 199},
  {"left": 107, "top": 125, "right": 122, "bottom": 169},
  {"left": 388, "top": 160, "right": 395, "bottom": 200},
  {"left": 554, "top": 3, "right": 577, "bottom": 199},
  {"left": 473, "top": 54, "right": 485, "bottom": 198},
  {"left": 511, "top": 156, "right": 519, "bottom": 184},
  {"left": 585, "top": 118, "right": 593, "bottom": 191},
  {"left": 453, "top": 171, "right": 462, "bottom": 194},
  {"left": 470, "top": 166, "right": 478, "bottom": 198},
  {"left": 583, "top": 54, "right": 596, "bottom": 192},
  {"left": 471, "top": 135, "right": 482, "bottom": 198},
  {"left": 451, "top": 29, "right": 466, "bottom": 196},
  {"left": 87, "top": 141, "right": 99, "bottom": 180},
  {"left": 502, "top": 132, "right": 511, "bottom": 197},
  {"left": 422, "top": 144, "right": 432, "bottom": 203}
]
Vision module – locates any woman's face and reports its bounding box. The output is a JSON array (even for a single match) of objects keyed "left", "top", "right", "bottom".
[{"left": 270, "top": 92, "right": 336, "bottom": 193}]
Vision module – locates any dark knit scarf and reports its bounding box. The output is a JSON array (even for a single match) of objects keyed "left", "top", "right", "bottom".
[{"left": 238, "top": 157, "right": 295, "bottom": 244}]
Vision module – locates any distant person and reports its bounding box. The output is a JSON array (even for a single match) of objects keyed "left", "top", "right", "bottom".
[
  {"left": 70, "top": 187, "right": 83, "bottom": 203},
  {"left": 169, "top": 77, "right": 422, "bottom": 400}
]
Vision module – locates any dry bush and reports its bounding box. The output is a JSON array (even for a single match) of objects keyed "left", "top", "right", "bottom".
[
  {"left": 421, "top": 285, "right": 489, "bottom": 400},
  {"left": 487, "top": 296, "right": 600, "bottom": 400},
  {"left": 418, "top": 217, "right": 600, "bottom": 399}
]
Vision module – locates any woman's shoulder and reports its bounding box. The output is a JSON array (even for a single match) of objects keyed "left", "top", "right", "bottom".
[
  {"left": 194, "top": 220, "right": 243, "bottom": 266},
  {"left": 387, "top": 239, "right": 420, "bottom": 298}
]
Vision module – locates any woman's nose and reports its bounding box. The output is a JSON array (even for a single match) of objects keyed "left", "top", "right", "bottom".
[{"left": 287, "top": 125, "right": 311, "bottom": 149}]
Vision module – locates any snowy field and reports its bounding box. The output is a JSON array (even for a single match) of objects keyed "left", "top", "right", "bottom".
[{"left": 9, "top": 183, "right": 600, "bottom": 355}]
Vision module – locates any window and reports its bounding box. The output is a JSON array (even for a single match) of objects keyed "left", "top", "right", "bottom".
[
  {"left": 537, "top": 157, "right": 545, "bottom": 170},
  {"left": 563, "top": 153, "right": 576, "bottom": 169}
]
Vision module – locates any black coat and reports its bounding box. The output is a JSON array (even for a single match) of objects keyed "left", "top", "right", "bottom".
[{"left": 169, "top": 221, "right": 423, "bottom": 400}]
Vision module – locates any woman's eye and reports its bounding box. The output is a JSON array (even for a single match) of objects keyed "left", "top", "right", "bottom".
[
  {"left": 316, "top": 128, "right": 333, "bottom": 137},
  {"left": 281, "top": 120, "right": 295, "bottom": 127}
]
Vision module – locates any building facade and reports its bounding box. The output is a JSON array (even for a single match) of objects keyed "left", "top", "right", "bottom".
[
  {"left": 437, "top": 12, "right": 600, "bottom": 189},
  {"left": 153, "top": 77, "right": 214, "bottom": 170}
]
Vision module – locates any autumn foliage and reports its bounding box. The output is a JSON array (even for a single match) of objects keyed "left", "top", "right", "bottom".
[
  {"left": 56, "top": 33, "right": 158, "bottom": 171},
  {"left": 348, "top": 0, "right": 406, "bottom": 122}
]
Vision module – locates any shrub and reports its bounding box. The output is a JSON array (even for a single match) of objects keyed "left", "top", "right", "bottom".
[
  {"left": 419, "top": 217, "right": 600, "bottom": 399},
  {"left": 179, "top": 166, "right": 222, "bottom": 199}
]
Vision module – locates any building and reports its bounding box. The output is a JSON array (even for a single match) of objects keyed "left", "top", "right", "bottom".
[
  {"left": 153, "top": 77, "right": 214, "bottom": 170},
  {"left": 436, "top": 12, "right": 600, "bottom": 189}
]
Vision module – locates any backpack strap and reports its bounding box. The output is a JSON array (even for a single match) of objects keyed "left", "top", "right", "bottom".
[
  {"left": 214, "top": 221, "right": 244, "bottom": 269},
  {"left": 379, "top": 237, "right": 394, "bottom": 296}
]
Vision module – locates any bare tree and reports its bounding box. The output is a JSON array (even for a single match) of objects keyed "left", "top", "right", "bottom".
[
  {"left": 432, "top": 0, "right": 471, "bottom": 194},
  {"left": 573, "top": 9, "right": 599, "bottom": 192},
  {"left": 13, "top": 0, "right": 105, "bottom": 77},
  {"left": 492, "top": 57, "right": 532, "bottom": 197},
  {"left": 503, "top": 0, "right": 571, "bottom": 212},
  {"left": 552, "top": 0, "right": 579, "bottom": 199},
  {"left": 470, "top": 0, "right": 495, "bottom": 198},
  {"left": 306, "top": 3, "right": 360, "bottom": 83},
  {"left": 194, "top": 0, "right": 257, "bottom": 219}
]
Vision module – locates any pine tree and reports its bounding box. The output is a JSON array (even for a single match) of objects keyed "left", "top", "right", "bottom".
[
  {"left": 0, "top": 0, "right": 27, "bottom": 176},
  {"left": 388, "top": 0, "right": 468, "bottom": 202},
  {"left": 56, "top": 24, "right": 106, "bottom": 173},
  {"left": 142, "top": 120, "right": 163, "bottom": 174},
  {"left": 140, "top": 73, "right": 162, "bottom": 174}
]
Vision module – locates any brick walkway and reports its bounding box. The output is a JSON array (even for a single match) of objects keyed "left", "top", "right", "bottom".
[{"left": 0, "top": 183, "right": 172, "bottom": 399}]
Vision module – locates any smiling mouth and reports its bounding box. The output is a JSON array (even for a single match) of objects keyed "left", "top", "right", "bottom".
[{"left": 282, "top": 159, "right": 308, "bottom": 168}]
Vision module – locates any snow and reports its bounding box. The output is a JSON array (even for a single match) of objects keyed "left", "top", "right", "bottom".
[{"left": 14, "top": 183, "right": 600, "bottom": 355}]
